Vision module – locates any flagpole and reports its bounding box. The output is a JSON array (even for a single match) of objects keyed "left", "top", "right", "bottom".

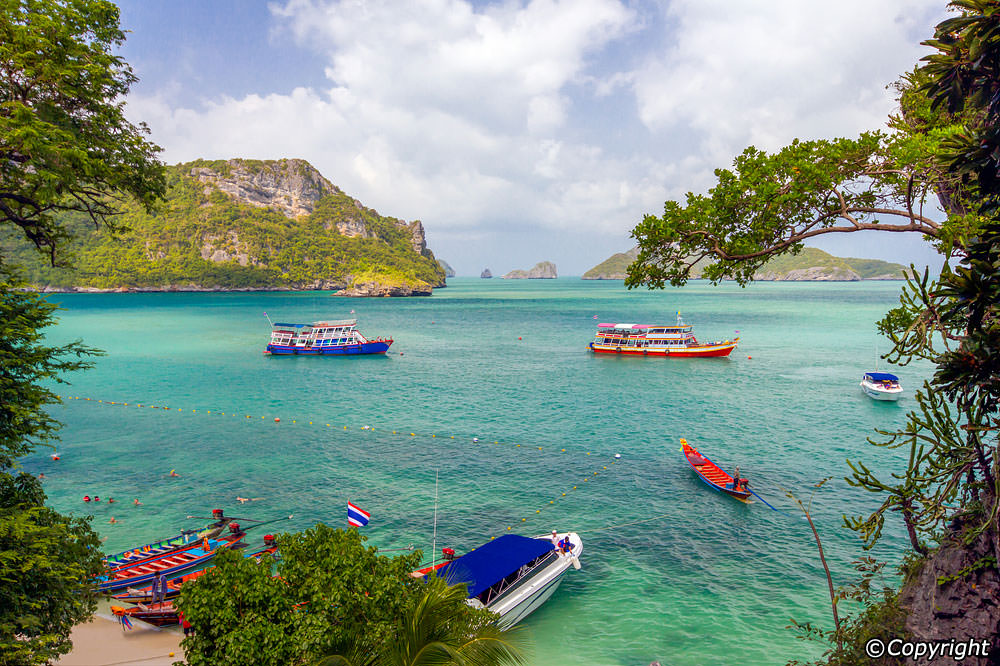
[
  {"left": 264, "top": 312, "right": 273, "bottom": 327},
  {"left": 432, "top": 470, "right": 438, "bottom": 565}
]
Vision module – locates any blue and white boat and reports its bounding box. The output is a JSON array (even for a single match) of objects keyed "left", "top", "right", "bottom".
[
  {"left": 861, "top": 372, "right": 903, "bottom": 401},
  {"left": 264, "top": 319, "right": 393, "bottom": 355},
  {"left": 429, "top": 532, "right": 582, "bottom": 628}
]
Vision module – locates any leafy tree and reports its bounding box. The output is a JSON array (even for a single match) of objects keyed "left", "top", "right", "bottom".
[
  {"left": 180, "top": 525, "right": 522, "bottom": 666},
  {"left": 0, "top": 0, "right": 165, "bottom": 265},
  {"left": 0, "top": 1, "right": 167, "bottom": 663},
  {"left": 628, "top": 0, "right": 1000, "bottom": 660},
  {"left": 0, "top": 471, "right": 104, "bottom": 665}
]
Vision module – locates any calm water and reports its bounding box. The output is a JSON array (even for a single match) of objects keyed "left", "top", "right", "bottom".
[{"left": 25, "top": 278, "right": 928, "bottom": 666}]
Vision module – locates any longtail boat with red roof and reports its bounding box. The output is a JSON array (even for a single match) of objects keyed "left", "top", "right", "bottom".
[{"left": 588, "top": 313, "right": 738, "bottom": 358}]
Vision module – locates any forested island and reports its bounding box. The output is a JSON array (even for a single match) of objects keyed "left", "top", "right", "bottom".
[{"left": 2, "top": 159, "right": 446, "bottom": 296}]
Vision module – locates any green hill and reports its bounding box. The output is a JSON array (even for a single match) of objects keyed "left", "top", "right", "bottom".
[
  {"left": 582, "top": 246, "right": 907, "bottom": 281},
  {"left": 2, "top": 158, "right": 446, "bottom": 295}
]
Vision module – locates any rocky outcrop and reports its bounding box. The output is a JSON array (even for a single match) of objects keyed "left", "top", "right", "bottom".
[
  {"left": 190, "top": 158, "right": 339, "bottom": 219},
  {"left": 335, "top": 281, "right": 433, "bottom": 297},
  {"left": 897, "top": 530, "right": 1000, "bottom": 664},
  {"left": 503, "top": 261, "right": 557, "bottom": 279},
  {"left": 438, "top": 259, "right": 456, "bottom": 278},
  {"left": 754, "top": 266, "right": 861, "bottom": 281},
  {"left": 481, "top": 268, "right": 492, "bottom": 278}
]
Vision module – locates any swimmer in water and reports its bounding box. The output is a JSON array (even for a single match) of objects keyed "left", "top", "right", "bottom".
[{"left": 169, "top": 470, "right": 179, "bottom": 477}]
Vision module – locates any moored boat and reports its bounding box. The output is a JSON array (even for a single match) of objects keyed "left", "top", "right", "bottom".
[
  {"left": 265, "top": 318, "right": 392, "bottom": 355},
  {"left": 588, "top": 314, "right": 738, "bottom": 358},
  {"left": 112, "top": 601, "right": 180, "bottom": 627},
  {"left": 860, "top": 372, "right": 902, "bottom": 401},
  {"left": 103, "top": 509, "right": 233, "bottom": 568},
  {"left": 424, "top": 532, "right": 582, "bottom": 628},
  {"left": 681, "top": 438, "right": 752, "bottom": 503}
]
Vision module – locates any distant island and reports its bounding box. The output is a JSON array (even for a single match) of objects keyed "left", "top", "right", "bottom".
[
  {"left": 438, "top": 259, "right": 456, "bottom": 278},
  {"left": 582, "top": 247, "right": 907, "bottom": 281},
  {"left": 481, "top": 268, "right": 493, "bottom": 278},
  {"left": 503, "top": 261, "right": 557, "bottom": 279},
  {"left": 2, "top": 158, "right": 446, "bottom": 296}
]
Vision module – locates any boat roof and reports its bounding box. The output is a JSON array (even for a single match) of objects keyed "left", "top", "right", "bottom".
[
  {"left": 864, "top": 372, "right": 899, "bottom": 381},
  {"left": 597, "top": 323, "right": 688, "bottom": 329},
  {"left": 273, "top": 319, "right": 357, "bottom": 328},
  {"left": 434, "top": 534, "right": 554, "bottom": 597}
]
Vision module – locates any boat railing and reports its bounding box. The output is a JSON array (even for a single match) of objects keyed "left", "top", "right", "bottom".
[{"left": 477, "top": 550, "right": 560, "bottom": 606}]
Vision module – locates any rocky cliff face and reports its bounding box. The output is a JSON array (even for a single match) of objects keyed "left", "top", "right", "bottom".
[
  {"left": 503, "top": 261, "right": 557, "bottom": 279},
  {"left": 897, "top": 530, "right": 1000, "bottom": 664},
  {"left": 191, "top": 159, "right": 339, "bottom": 219},
  {"left": 481, "top": 268, "right": 492, "bottom": 278},
  {"left": 437, "top": 259, "right": 456, "bottom": 278}
]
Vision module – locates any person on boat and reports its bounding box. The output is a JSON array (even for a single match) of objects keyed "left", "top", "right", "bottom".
[
  {"left": 152, "top": 572, "right": 167, "bottom": 606},
  {"left": 559, "top": 536, "right": 573, "bottom": 554},
  {"left": 550, "top": 530, "right": 560, "bottom": 547},
  {"left": 732, "top": 467, "right": 742, "bottom": 491}
]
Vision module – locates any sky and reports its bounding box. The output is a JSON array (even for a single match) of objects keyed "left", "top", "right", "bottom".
[{"left": 118, "top": 0, "right": 953, "bottom": 276}]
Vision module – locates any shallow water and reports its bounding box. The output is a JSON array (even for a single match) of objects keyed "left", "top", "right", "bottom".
[{"left": 26, "top": 278, "right": 928, "bottom": 666}]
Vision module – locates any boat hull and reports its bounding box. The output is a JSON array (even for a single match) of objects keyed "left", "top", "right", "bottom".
[
  {"left": 861, "top": 382, "right": 902, "bottom": 401},
  {"left": 589, "top": 341, "right": 738, "bottom": 357},
  {"left": 681, "top": 439, "right": 752, "bottom": 503},
  {"left": 265, "top": 340, "right": 392, "bottom": 355}
]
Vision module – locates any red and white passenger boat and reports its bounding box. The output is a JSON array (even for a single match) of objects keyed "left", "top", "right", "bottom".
[{"left": 588, "top": 314, "right": 739, "bottom": 358}]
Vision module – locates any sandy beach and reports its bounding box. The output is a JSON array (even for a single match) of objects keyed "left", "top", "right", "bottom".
[{"left": 56, "top": 601, "right": 184, "bottom": 666}]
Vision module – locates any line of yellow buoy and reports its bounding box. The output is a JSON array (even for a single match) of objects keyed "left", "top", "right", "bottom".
[{"left": 56, "top": 395, "right": 621, "bottom": 463}]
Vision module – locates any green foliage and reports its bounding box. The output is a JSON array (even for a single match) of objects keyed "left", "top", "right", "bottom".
[
  {"left": 626, "top": 132, "right": 949, "bottom": 288},
  {"left": 321, "top": 576, "right": 525, "bottom": 666},
  {"left": 0, "top": 471, "right": 105, "bottom": 665},
  {"left": 0, "top": 275, "right": 101, "bottom": 468},
  {"left": 180, "top": 525, "right": 435, "bottom": 665},
  {"left": 0, "top": 0, "right": 165, "bottom": 266},
  {"left": 1, "top": 162, "right": 445, "bottom": 291}
]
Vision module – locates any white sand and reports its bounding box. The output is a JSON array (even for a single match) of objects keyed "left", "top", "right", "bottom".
[{"left": 56, "top": 601, "right": 184, "bottom": 666}]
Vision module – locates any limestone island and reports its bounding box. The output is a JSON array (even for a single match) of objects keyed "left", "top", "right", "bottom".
[
  {"left": 481, "top": 268, "right": 493, "bottom": 278},
  {"left": 4, "top": 158, "right": 446, "bottom": 296},
  {"left": 582, "top": 247, "right": 907, "bottom": 281},
  {"left": 503, "top": 261, "right": 557, "bottom": 279}
]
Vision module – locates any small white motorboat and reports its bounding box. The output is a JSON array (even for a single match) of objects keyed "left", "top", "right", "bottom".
[
  {"left": 861, "top": 372, "right": 903, "bottom": 401},
  {"left": 425, "top": 532, "right": 582, "bottom": 627}
]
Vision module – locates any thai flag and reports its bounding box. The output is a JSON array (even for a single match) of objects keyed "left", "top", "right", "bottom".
[{"left": 347, "top": 501, "right": 370, "bottom": 527}]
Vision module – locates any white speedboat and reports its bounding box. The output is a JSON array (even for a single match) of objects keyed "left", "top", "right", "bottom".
[
  {"left": 429, "top": 532, "right": 582, "bottom": 628},
  {"left": 861, "top": 372, "right": 903, "bottom": 401}
]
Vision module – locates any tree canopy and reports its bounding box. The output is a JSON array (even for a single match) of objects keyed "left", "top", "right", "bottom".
[
  {"left": 0, "top": 0, "right": 164, "bottom": 266},
  {"left": 178, "top": 525, "right": 524, "bottom": 666}
]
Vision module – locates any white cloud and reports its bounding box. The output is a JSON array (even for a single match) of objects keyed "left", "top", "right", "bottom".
[{"left": 127, "top": 0, "right": 951, "bottom": 273}]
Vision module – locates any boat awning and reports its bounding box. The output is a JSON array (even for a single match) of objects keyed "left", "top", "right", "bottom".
[
  {"left": 273, "top": 323, "right": 308, "bottom": 328},
  {"left": 434, "top": 535, "right": 554, "bottom": 598},
  {"left": 864, "top": 372, "right": 899, "bottom": 381}
]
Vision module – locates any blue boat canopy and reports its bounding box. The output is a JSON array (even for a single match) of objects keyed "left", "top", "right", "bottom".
[
  {"left": 865, "top": 372, "right": 899, "bottom": 381},
  {"left": 273, "top": 322, "right": 308, "bottom": 328},
  {"left": 434, "top": 534, "right": 553, "bottom": 598}
]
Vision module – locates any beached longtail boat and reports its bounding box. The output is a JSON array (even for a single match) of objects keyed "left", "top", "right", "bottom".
[
  {"left": 264, "top": 318, "right": 392, "bottom": 355},
  {"left": 589, "top": 313, "right": 738, "bottom": 358},
  {"left": 112, "top": 601, "right": 181, "bottom": 627},
  {"left": 681, "top": 438, "right": 752, "bottom": 503},
  {"left": 112, "top": 536, "right": 279, "bottom": 604},
  {"left": 97, "top": 523, "right": 247, "bottom": 593},
  {"left": 103, "top": 509, "right": 233, "bottom": 568}
]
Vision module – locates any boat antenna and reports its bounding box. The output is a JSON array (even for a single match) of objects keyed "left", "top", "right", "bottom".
[
  {"left": 432, "top": 470, "right": 439, "bottom": 565},
  {"left": 264, "top": 311, "right": 273, "bottom": 327}
]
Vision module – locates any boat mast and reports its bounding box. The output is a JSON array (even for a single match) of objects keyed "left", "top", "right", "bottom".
[
  {"left": 432, "top": 470, "right": 439, "bottom": 565},
  {"left": 264, "top": 311, "right": 273, "bottom": 327}
]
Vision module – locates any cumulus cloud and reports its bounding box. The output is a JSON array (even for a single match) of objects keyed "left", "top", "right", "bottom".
[{"left": 126, "top": 0, "right": 950, "bottom": 272}]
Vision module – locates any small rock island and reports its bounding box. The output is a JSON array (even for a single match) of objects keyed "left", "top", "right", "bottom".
[{"left": 502, "top": 261, "right": 557, "bottom": 279}]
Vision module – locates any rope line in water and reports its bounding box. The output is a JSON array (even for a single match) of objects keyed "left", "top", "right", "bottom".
[{"left": 57, "top": 395, "right": 616, "bottom": 461}]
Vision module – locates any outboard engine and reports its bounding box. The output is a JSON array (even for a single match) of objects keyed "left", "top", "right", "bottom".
[
  {"left": 442, "top": 547, "right": 456, "bottom": 561},
  {"left": 228, "top": 522, "right": 241, "bottom": 535},
  {"left": 212, "top": 508, "right": 225, "bottom": 522},
  {"left": 263, "top": 534, "right": 276, "bottom": 547}
]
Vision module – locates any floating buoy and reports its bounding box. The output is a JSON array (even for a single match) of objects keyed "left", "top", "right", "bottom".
[
  {"left": 748, "top": 356, "right": 752, "bottom": 359},
  {"left": 51, "top": 454, "right": 60, "bottom": 460},
  {"left": 83, "top": 495, "right": 91, "bottom": 502},
  {"left": 614, "top": 453, "right": 622, "bottom": 459},
  {"left": 518, "top": 337, "right": 522, "bottom": 340},
  {"left": 473, "top": 437, "right": 479, "bottom": 442},
  {"left": 274, "top": 417, "right": 280, "bottom": 423}
]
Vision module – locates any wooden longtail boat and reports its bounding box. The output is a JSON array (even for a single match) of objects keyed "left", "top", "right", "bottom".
[
  {"left": 112, "top": 601, "right": 180, "bottom": 627},
  {"left": 97, "top": 523, "right": 248, "bottom": 593},
  {"left": 681, "top": 438, "right": 752, "bottom": 503},
  {"left": 103, "top": 509, "right": 234, "bottom": 568},
  {"left": 112, "top": 537, "right": 278, "bottom": 604}
]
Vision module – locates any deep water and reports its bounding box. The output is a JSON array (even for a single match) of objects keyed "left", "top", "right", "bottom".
[{"left": 24, "top": 278, "right": 929, "bottom": 666}]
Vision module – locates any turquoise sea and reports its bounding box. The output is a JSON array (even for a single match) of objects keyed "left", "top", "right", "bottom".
[{"left": 25, "top": 278, "right": 930, "bottom": 666}]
